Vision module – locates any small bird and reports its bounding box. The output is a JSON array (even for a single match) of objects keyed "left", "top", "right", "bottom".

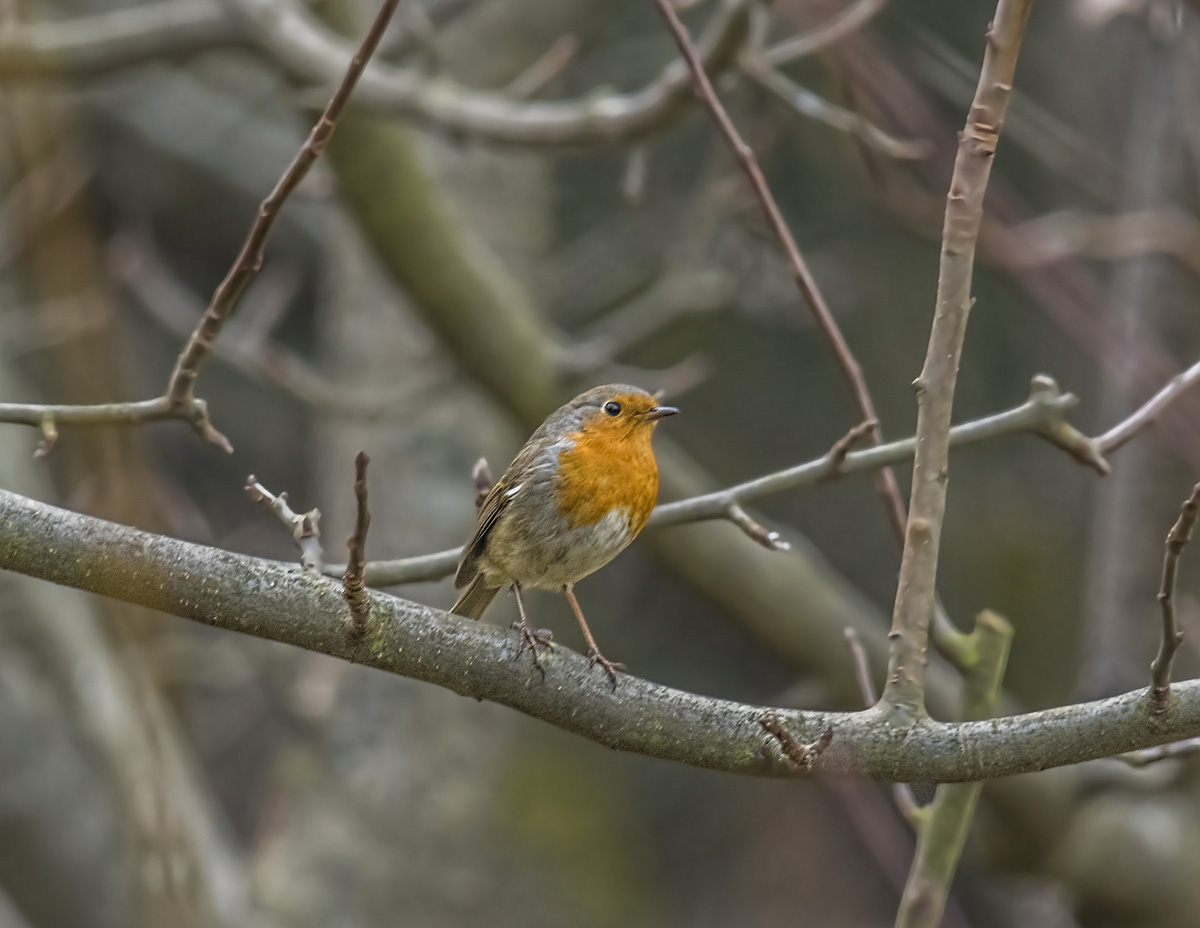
[{"left": 452, "top": 384, "right": 677, "bottom": 687}]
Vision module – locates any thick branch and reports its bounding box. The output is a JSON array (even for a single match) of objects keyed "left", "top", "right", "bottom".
[
  {"left": 0, "top": 0, "right": 241, "bottom": 80},
  {"left": 881, "top": 0, "right": 1034, "bottom": 719},
  {"left": 0, "top": 488, "right": 1196, "bottom": 783}
]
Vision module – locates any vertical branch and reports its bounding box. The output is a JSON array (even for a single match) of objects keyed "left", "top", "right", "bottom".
[
  {"left": 344, "top": 452, "right": 372, "bottom": 634},
  {"left": 651, "top": 0, "right": 908, "bottom": 557},
  {"left": 1150, "top": 481, "right": 1200, "bottom": 711},
  {"left": 880, "top": 0, "right": 1035, "bottom": 719},
  {"left": 894, "top": 610, "right": 1012, "bottom": 928}
]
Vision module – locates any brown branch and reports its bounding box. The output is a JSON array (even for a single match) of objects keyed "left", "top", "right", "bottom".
[
  {"left": 763, "top": 0, "right": 889, "bottom": 67},
  {"left": 653, "top": 0, "right": 907, "bottom": 541},
  {"left": 1096, "top": 359, "right": 1200, "bottom": 454},
  {"left": 0, "top": 0, "right": 401, "bottom": 452},
  {"left": 343, "top": 452, "right": 372, "bottom": 634},
  {"left": 244, "top": 474, "right": 323, "bottom": 571},
  {"left": 1150, "top": 481, "right": 1200, "bottom": 712},
  {"left": 726, "top": 503, "right": 789, "bottom": 551},
  {"left": 880, "top": 0, "right": 1034, "bottom": 720},
  {"left": 164, "top": 0, "right": 402, "bottom": 417}
]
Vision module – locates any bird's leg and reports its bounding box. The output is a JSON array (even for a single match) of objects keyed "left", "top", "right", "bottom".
[
  {"left": 563, "top": 585, "right": 625, "bottom": 690},
  {"left": 510, "top": 582, "right": 553, "bottom": 666}
]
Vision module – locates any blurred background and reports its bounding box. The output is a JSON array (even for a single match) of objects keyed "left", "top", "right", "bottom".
[{"left": 2, "top": 0, "right": 1200, "bottom": 925}]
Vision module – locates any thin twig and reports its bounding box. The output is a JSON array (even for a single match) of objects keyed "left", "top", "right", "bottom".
[
  {"left": 880, "top": 0, "right": 1034, "bottom": 720},
  {"left": 503, "top": 35, "right": 579, "bottom": 98},
  {"left": 1096, "top": 359, "right": 1200, "bottom": 454},
  {"left": 164, "top": 0, "right": 402, "bottom": 422},
  {"left": 0, "top": 0, "right": 402, "bottom": 452},
  {"left": 244, "top": 475, "right": 323, "bottom": 570},
  {"left": 651, "top": 0, "right": 923, "bottom": 649},
  {"left": 763, "top": 0, "right": 888, "bottom": 66},
  {"left": 1150, "top": 481, "right": 1200, "bottom": 712},
  {"left": 726, "top": 503, "right": 789, "bottom": 550},
  {"left": 344, "top": 452, "right": 372, "bottom": 634},
  {"left": 1116, "top": 735, "right": 1200, "bottom": 768}
]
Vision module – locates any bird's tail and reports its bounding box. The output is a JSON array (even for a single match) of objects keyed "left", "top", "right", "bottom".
[{"left": 451, "top": 574, "right": 501, "bottom": 620}]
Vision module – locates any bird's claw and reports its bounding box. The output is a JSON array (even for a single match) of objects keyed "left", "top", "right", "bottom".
[
  {"left": 512, "top": 619, "right": 554, "bottom": 663},
  {"left": 586, "top": 648, "right": 626, "bottom": 691}
]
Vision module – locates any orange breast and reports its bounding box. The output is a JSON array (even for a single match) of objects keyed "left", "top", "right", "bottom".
[{"left": 555, "top": 426, "right": 659, "bottom": 536}]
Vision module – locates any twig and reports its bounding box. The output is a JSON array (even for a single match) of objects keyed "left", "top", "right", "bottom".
[
  {"left": 1150, "top": 481, "right": 1200, "bottom": 712},
  {"left": 324, "top": 360, "right": 1200, "bottom": 589},
  {"left": 826, "top": 418, "right": 880, "bottom": 476},
  {"left": 763, "top": 0, "right": 889, "bottom": 67},
  {"left": 844, "top": 627, "right": 879, "bottom": 706},
  {"left": 225, "top": 0, "right": 754, "bottom": 146},
  {"left": 12, "top": 487, "right": 1200, "bottom": 783},
  {"left": 0, "top": 0, "right": 243, "bottom": 80},
  {"left": 895, "top": 610, "right": 1013, "bottom": 928},
  {"left": 1116, "top": 735, "right": 1200, "bottom": 768},
  {"left": 322, "top": 377, "right": 1091, "bottom": 585},
  {"left": 343, "top": 452, "right": 372, "bottom": 634},
  {"left": 653, "top": 0, "right": 908, "bottom": 549},
  {"left": 726, "top": 503, "right": 789, "bottom": 550},
  {"left": 164, "top": 0, "right": 402, "bottom": 423},
  {"left": 1096, "top": 359, "right": 1200, "bottom": 454},
  {"left": 880, "top": 0, "right": 1034, "bottom": 720},
  {"left": 759, "top": 715, "right": 833, "bottom": 772},
  {"left": 503, "top": 35, "right": 579, "bottom": 98},
  {"left": 0, "top": 0, "right": 401, "bottom": 452},
  {"left": 740, "top": 56, "right": 928, "bottom": 161},
  {"left": 244, "top": 475, "right": 323, "bottom": 570}
]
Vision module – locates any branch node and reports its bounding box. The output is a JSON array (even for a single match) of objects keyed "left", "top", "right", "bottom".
[
  {"left": 244, "top": 475, "right": 324, "bottom": 571},
  {"left": 726, "top": 503, "right": 789, "bottom": 551},
  {"left": 344, "top": 451, "right": 372, "bottom": 635},
  {"left": 759, "top": 715, "right": 833, "bottom": 772}
]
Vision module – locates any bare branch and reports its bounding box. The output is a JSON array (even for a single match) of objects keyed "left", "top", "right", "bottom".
[
  {"left": 1096, "top": 359, "right": 1200, "bottom": 454},
  {"left": 343, "top": 452, "right": 372, "bottom": 634},
  {"left": 1150, "top": 482, "right": 1200, "bottom": 712},
  {"left": 1117, "top": 736, "right": 1200, "bottom": 768},
  {"left": 5, "top": 487, "right": 1200, "bottom": 783},
  {"left": 763, "top": 0, "right": 889, "bottom": 67},
  {"left": 164, "top": 0, "right": 403, "bottom": 416},
  {"left": 222, "top": 0, "right": 753, "bottom": 146},
  {"left": 651, "top": 0, "right": 914, "bottom": 637},
  {"left": 726, "top": 503, "right": 789, "bottom": 551},
  {"left": 740, "top": 56, "right": 929, "bottom": 161},
  {"left": 0, "top": 0, "right": 402, "bottom": 451},
  {"left": 325, "top": 377, "right": 1097, "bottom": 586},
  {"left": 0, "top": 0, "right": 242, "bottom": 80},
  {"left": 244, "top": 475, "right": 323, "bottom": 571},
  {"left": 880, "top": 0, "right": 1034, "bottom": 720},
  {"left": 503, "top": 34, "right": 579, "bottom": 98}
]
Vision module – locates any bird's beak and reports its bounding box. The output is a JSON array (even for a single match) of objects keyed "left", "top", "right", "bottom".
[{"left": 645, "top": 405, "right": 678, "bottom": 421}]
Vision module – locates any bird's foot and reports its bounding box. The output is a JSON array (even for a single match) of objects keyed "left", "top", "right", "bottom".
[
  {"left": 512, "top": 618, "right": 554, "bottom": 671},
  {"left": 586, "top": 647, "right": 626, "bottom": 691}
]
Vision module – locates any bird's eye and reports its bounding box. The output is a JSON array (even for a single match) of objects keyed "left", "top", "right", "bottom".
[{"left": 603, "top": 401, "right": 621, "bottom": 417}]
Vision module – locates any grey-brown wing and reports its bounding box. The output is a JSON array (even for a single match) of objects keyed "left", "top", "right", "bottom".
[{"left": 454, "top": 480, "right": 510, "bottom": 589}]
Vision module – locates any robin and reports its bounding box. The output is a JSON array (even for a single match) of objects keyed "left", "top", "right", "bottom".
[{"left": 452, "top": 384, "right": 677, "bottom": 687}]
